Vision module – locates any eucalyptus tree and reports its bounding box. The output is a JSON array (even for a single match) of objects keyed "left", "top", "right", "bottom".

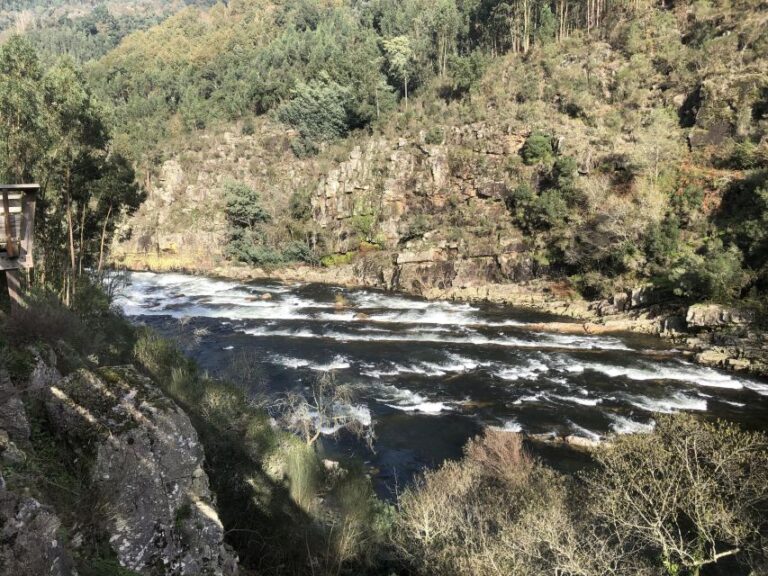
[
  {"left": 383, "top": 35, "right": 415, "bottom": 110},
  {"left": 0, "top": 37, "right": 142, "bottom": 300}
]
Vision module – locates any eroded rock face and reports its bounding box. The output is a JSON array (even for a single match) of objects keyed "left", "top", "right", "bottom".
[
  {"left": 0, "top": 477, "right": 77, "bottom": 576},
  {"left": 45, "top": 366, "right": 237, "bottom": 576},
  {"left": 686, "top": 304, "right": 755, "bottom": 328}
]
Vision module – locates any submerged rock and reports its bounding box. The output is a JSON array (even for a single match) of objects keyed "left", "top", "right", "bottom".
[{"left": 44, "top": 366, "right": 238, "bottom": 575}]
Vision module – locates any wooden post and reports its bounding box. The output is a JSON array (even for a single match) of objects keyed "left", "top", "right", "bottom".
[
  {"left": 5, "top": 269, "right": 22, "bottom": 314},
  {"left": 2, "top": 190, "right": 15, "bottom": 258},
  {"left": 0, "top": 184, "right": 38, "bottom": 313}
]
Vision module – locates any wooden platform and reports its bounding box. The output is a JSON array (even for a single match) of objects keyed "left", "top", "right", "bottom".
[{"left": 0, "top": 184, "right": 37, "bottom": 271}]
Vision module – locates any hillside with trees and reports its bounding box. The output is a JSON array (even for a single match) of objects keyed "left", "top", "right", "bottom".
[{"left": 84, "top": 0, "right": 767, "bottom": 315}]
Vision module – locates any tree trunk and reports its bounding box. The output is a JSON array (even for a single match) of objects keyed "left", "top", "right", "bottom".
[
  {"left": 98, "top": 203, "right": 113, "bottom": 273},
  {"left": 65, "top": 166, "right": 77, "bottom": 300},
  {"left": 77, "top": 204, "right": 87, "bottom": 276}
]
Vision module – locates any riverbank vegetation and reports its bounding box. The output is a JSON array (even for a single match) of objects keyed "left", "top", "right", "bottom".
[
  {"left": 3, "top": 289, "right": 767, "bottom": 576},
  {"left": 0, "top": 274, "right": 763, "bottom": 576}
]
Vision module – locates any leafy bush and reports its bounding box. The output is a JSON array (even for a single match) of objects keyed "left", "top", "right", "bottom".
[
  {"left": 241, "top": 119, "right": 255, "bottom": 136},
  {"left": 289, "top": 187, "right": 313, "bottom": 221},
  {"left": 321, "top": 252, "right": 356, "bottom": 267},
  {"left": 645, "top": 215, "right": 681, "bottom": 267},
  {"left": 424, "top": 126, "right": 444, "bottom": 145},
  {"left": 718, "top": 141, "right": 768, "bottom": 170},
  {"left": 590, "top": 415, "right": 768, "bottom": 576},
  {"left": 395, "top": 417, "right": 768, "bottom": 576},
  {"left": 506, "top": 183, "right": 570, "bottom": 232},
  {"left": 278, "top": 75, "right": 353, "bottom": 152},
  {"left": 520, "top": 131, "right": 554, "bottom": 165},
  {"left": 717, "top": 171, "right": 768, "bottom": 276},
  {"left": 223, "top": 180, "right": 277, "bottom": 265},
  {"left": 351, "top": 213, "right": 377, "bottom": 242},
  {"left": 665, "top": 239, "right": 751, "bottom": 302},
  {"left": 282, "top": 241, "right": 317, "bottom": 264},
  {"left": 224, "top": 180, "right": 270, "bottom": 230}
]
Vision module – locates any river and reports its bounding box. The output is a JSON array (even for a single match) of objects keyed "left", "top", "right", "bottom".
[{"left": 115, "top": 271, "right": 768, "bottom": 497}]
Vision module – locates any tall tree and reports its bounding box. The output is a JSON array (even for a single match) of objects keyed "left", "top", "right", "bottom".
[
  {"left": 383, "top": 35, "right": 415, "bottom": 110},
  {"left": 0, "top": 36, "right": 47, "bottom": 182}
]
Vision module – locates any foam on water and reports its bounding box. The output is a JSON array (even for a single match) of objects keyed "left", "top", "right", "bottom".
[
  {"left": 580, "top": 360, "right": 745, "bottom": 389},
  {"left": 270, "top": 354, "right": 351, "bottom": 371},
  {"left": 608, "top": 414, "right": 656, "bottom": 435},
  {"left": 305, "top": 403, "right": 372, "bottom": 435},
  {"left": 375, "top": 384, "right": 453, "bottom": 414},
  {"left": 117, "top": 271, "right": 768, "bottom": 445},
  {"left": 625, "top": 392, "right": 707, "bottom": 414},
  {"left": 494, "top": 358, "right": 550, "bottom": 381},
  {"left": 241, "top": 325, "right": 629, "bottom": 351},
  {"left": 491, "top": 419, "right": 524, "bottom": 433},
  {"left": 551, "top": 394, "right": 602, "bottom": 407}
]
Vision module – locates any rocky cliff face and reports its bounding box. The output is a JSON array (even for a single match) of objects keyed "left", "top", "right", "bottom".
[{"left": 0, "top": 353, "right": 237, "bottom": 575}]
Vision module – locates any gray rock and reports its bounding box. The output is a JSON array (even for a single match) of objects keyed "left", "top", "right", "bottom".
[
  {"left": 0, "top": 370, "right": 30, "bottom": 442},
  {"left": 44, "top": 366, "right": 238, "bottom": 575},
  {"left": 0, "top": 481, "right": 77, "bottom": 576},
  {"left": 0, "top": 430, "right": 26, "bottom": 464},
  {"left": 686, "top": 304, "right": 755, "bottom": 328}
]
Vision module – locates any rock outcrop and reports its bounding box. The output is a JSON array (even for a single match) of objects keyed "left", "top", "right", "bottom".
[
  {"left": 0, "top": 477, "right": 77, "bottom": 576},
  {"left": 44, "top": 365, "right": 238, "bottom": 575},
  {"left": 0, "top": 353, "right": 238, "bottom": 576}
]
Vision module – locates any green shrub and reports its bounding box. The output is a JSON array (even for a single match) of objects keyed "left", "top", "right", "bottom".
[
  {"left": 424, "top": 126, "right": 444, "bottom": 145},
  {"left": 289, "top": 187, "right": 313, "bottom": 221},
  {"left": 224, "top": 180, "right": 270, "bottom": 230},
  {"left": 506, "top": 183, "right": 569, "bottom": 232},
  {"left": 717, "top": 171, "right": 768, "bottom": 276},
  {"left": 665, "top": 239, "right": 751, "bottom": 302},
  {"left": 277, "top": 75, "right": 353, "bottom": 149},
  {"left": 520, "top": 131, "right": 554, "bottom": 165},
  {"left": 645, "top": 215, "right": 681, "bottom": 267},
  {"left": 719, "top": 141, "right": 768, "bottom": 170},
  {"left": 282, "top": 241, "right": 317, "bottom": 264},
  {"left": 241, "top": 119, "right": 255, "bottom": 136},
  {"left": 351, "top": 213, "right": 376, "bottom": 241},
  {"left": 321, "top": 252, "right": 356, "bottom": 267}
]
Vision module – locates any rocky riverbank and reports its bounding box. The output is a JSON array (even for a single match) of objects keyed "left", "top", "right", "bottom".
[
  {"left": 117, "top": 253, "right": 768, "bottom": 379},
  {"left": 0, "top": 348, "right": 238, "bottom": 576}
]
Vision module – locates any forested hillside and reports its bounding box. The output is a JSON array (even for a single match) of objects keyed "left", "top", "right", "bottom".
[
  {"left": 2, "top": 3, "right": 768, "bottom": 576},
  {"left": 82, "top": 0, "right": 768, "bottom": 315},
  {"left": 2, "top": 0, "right": 768, "bottom": 309},
  {"left": 0, "top": 0, "right": 213, "bottom": 62}
]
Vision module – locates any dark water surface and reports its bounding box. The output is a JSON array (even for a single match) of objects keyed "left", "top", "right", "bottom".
[{"left": 116, "top": 272, "right": 768, "bottom": 497}]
